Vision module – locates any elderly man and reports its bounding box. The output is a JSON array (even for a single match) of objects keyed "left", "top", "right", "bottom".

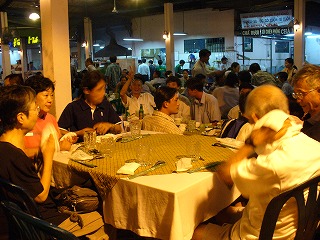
[
  {"left": 142, "top": 86, "right": 183, "bottom": 134},
  {"left": 186, "top": 75, "right": 221, "bottom": 124},
  {"left": 192, "top": 85, "right": 320, "bottom": 240},
  {"left": 292, "top": 64, "right": 320, "bottom": 141},
  {"left": 120, "top": 70, "right": 155, "bottom": 117}
]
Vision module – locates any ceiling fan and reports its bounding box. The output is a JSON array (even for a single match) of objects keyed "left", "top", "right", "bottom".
[{"left": 112, "top": 0, "right": 118, "bottom": 13}]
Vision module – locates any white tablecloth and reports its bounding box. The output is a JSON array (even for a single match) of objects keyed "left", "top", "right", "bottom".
[{"left": 104, "top": 172, "right": 240, "bottom": 240}]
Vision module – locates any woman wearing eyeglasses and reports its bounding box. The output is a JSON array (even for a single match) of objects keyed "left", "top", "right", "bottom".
[
  {"left": 292, "top": 64, "right": 320, "bottom": 142},
  {"left": 24, "top": 75, "right": 77, "bottom": 158}
]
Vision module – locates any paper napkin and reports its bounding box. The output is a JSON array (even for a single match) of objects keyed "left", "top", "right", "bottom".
[
  {"left": 117, "top": 162, "right": 141, "bottom": 175},
  {"left": 175, "top": 158, "right": 192, "bottom": 172},
  {"left": 71, "top": 150, "right": 93, "bottom": 161}
]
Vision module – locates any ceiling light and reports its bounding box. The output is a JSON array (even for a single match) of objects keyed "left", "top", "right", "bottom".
[
  {"left": 81, "top": 40, "right": 87, "bottom": 47},
  {"left": 173, "top": 32, "right": 187, "bottom": 36},
  {"left": 112, "top": 0, "right": 118, "bottom": 13},
  {"left": 163, "top": 31, "right": 169, "bottom": 40},
  {"left": 293, "top": 19, "right": 301, "bottom": 31},
  {"left": 123, "top": 38, "right": 144, "bottom": 42},
  {"left": 93, "top": 43, "right": 100, "bottom": 47},
  {"left": 29, "top": 13, "right": 40, "bottom": 20}
]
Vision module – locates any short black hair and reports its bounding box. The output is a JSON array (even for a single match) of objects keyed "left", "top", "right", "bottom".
[
  {"left": 224, "top": 72, "right": 239, "bottom": 87},
  {"left": 109, "top": 56, "right": 117, "bottom": 63},
  {"left": 158, "top": 60, "right": 163, "bottom": 65},
  {"left": 166, "top": 76, "right": 181, "bottom": 87},
  {"left": 199, "top": 49, "right": 211, "bottom": 58},
  {"left": 154, "top": 70, "right": 161, "bottom": 78},
  {"left": 142, "top": 58, "right": 147, "bottom": 63},
  {"left": 179, "top": 60, "right": 185, "bottom": 65},
  {"left": 80, "top": 70, "right": 105, "bottom": 93},
  {"left": 185, "top": 76, "right": 204, "bottom": 91},
  {"left": 277, "top": 72, "right": 288, "bottom": 82},
  {"left": 238, "top": 70, "right": 252, "bottom": 83},
  {"left": 24, "top": 75, "right": 55, "bottom": 94},
  {"left": 154, "top": 86, "right": 177, "bottom": 110},
  {"left": 249, "top": 63, "right": 261, "bottom": 73},
  {"left": 4, "top": 74, "right": 24, "bottom": 86},
  {"left": 0, "top": 85, "right": 36, "bottom": 134},
  {"left": 133, "top": 73, "right": 144, "bottom": 84},
  {"left": 149, "top": 60, "right": 153, "bottom": 64}
]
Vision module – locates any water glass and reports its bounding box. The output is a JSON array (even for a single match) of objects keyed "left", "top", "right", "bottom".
[
  {"left": 186, "top": 140, "right": 201, "bottom": 161},
  {"left": 84, "top": 130, "right": 96, "bottom": 151},
  {"left": 99, "top": 137, "right": 115, "bottom": 158},
  {"left": 130, "top": 119, "right": 141, "bottom": 139},
  {"left": 135, "top": 142, "right": 151, "bottom": 166}
]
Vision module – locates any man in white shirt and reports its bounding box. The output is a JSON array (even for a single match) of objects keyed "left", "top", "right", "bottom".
[
  {"left": 186, "top": 75, "right": 221, "bottom": 124},
  {"left": 138, "top": 58, "right": 150, "bottom": 83},
  {"left": 120, "top": 71, "right": 155, "bottom": 117},
  {"left": 192, "top": 49, "right": 216, "bottom": 81},
  {"left": 193, "top": 85, "right": 320, "bottom": 240}
]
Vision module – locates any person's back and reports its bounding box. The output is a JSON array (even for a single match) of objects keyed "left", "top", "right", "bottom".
[
  {"left": 249, "top": 63, "right": 279, "bottom": 86},
  {"left": 105, "top": 56, "right": 121, "bottom": 92},
  {"left": 156, "top": 60, "right": 166, "bottom": 78}
]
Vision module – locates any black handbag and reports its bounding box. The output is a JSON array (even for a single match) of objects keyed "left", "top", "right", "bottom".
[{"left": 54, "top": 185, "right": 99, "bottom": 212}]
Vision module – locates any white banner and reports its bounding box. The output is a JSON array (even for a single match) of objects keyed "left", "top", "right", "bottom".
[{"left": 240, "top": 10, "right": 292, "bottom": 29}]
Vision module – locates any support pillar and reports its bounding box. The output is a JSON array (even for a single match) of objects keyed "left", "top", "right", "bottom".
[
  {"left": 0, "top": 12, "right": 11, "bottom": 80},
  {"left": 164, "top": 3, "right": 174, "bottom": 72},
  {"left": 40, "top": 0, "right": 71, "bottom": 119},
  {"left": 294, "top": 0, "right": 305, "bottom": 69},
  {"left": 84, "top": 17, "right": 93, "bottom": 59}
]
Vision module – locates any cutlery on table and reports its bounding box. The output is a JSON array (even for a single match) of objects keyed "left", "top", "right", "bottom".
[
  {"left": 71, "top": 159, "right": 97, "bottom": 168},
  {"left": 128, "top": 160, "right": 166, "bottom": 179},
  {"left": 176, "top": 155, "right": 205, "bottom": 161},
  {"left": 187, "top": 161, "right": 224, "bottom": 173}
]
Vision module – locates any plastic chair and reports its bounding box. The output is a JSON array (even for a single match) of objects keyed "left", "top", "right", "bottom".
[
  {"left": 0, "top": 200, "right": 78, "bottom": 240},
  {"left": 0, "top": 177, "right": 40, "bottom": 217},
  {"left": 259, "top": 175, "right": 320, "bottom": 240}
]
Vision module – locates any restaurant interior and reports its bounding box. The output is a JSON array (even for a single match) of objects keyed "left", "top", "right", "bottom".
[{"left": 1, "top": 1, "right": 320, "bottom": 240}]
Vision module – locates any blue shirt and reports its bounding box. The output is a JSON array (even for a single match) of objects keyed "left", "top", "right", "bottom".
[{"left": 58, "top": 97, "right": 120, "bottom": 132}]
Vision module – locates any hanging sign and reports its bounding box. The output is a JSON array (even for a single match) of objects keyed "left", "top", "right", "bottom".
[{"left": 240, "top": 10, "right": 293, "bottom": 29}]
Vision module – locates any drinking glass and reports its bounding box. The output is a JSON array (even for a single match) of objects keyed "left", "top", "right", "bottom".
[
  {"left": 135, "top": 142, "right": 151, "bottom": 166},
  {"left": 130, "top": 119, "right": 141, "bottom": 139},
  {"left": 99, "top": 137, "right": 115, "bottom": 158},
  {"left": 187, "top": 120, "right": 196, "bottom": 132},
  {"left": 186, "top": 140, "right": 201, "bottom": 162},
  {"left": 84, "top": 130, "right": 96, "bottom": 151}
]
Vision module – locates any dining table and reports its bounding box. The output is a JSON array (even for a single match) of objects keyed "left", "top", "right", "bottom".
[{"left": 52, "top": 132, "right": 241, "bottom": 240}]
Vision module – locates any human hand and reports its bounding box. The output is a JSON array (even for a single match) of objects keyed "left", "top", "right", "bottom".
[
  {"left": 93, "top": 122, "right": 114, "bottom": 135},
  {"left": 59, "top": 138, "right": 73, "bottom": 151},
  {"left": 75, "top": 127, "right": 95, "bottom": 137},
  {"left": 41, "top": 134, "right": 55, "bottom": 163},
  {"left": 250, "top": 119, "right": 291, "bottom": 147}
]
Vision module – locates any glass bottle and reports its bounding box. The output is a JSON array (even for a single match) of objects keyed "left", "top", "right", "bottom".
[{"left": 139, "top": 104, "right": 144, "bottom": 120}]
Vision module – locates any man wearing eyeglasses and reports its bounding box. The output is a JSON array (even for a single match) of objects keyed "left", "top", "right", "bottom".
[{"left": 292, "top": 64, "right": 320, "bottom": 142}]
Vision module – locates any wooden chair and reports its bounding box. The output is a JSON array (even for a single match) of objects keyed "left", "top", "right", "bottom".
[
  {"left": 259, "top": 175, "right": 320, "bottom": 240},
  {"left": 0, "top": 200, "right": 78, "bottom": 240}
]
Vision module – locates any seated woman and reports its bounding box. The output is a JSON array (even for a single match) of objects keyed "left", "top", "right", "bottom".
[
  {"left": 58, "top": 70, "right": 121, "bottom": 138},
  {"left": 0, "top": 85, "right": 104, "bottom": 237},
  {"left": 24, "top": 75, "right": 77, "bottom": 158},
  {"left": 142, "top": 86, "right": 183, "bottom": 134}
]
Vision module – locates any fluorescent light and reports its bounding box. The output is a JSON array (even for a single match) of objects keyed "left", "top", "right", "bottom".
[
  {"left": 93, "top": 43, "right": 100, "bottom": 47},
  {"left": 29, "top": 13, "right": 40, "bottom": 20},
  {"left": 305, "top": 32, "right": 312, "bottom": 36},
  {"left": 307, "top": 35, "right": 320, "bottom": 39},
  {"left": 100, "top": 46, "right": 104, "bottom": 49},
  {"left": 128, "top": 47, "right": 132, "bottom": 50},
  {"left": 173, "top": 32, "right": 187, "bottom": 36},
  {"left": 123, "top": 38, "right": 144, "bottom": 42},
  {"left": 284, "top": 33, "right": 294, "bottom": 37}
]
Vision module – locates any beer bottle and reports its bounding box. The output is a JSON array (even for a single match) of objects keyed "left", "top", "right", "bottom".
[{"left": 139, "top": 104, "right": 144, "bottom": 120}]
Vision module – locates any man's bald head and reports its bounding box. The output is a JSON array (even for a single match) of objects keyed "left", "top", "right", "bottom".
[{"left": 244, "top": 85, "right": 289, "bottom": 122}]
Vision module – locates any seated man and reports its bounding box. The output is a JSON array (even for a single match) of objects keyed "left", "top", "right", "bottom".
[
  {"left": 166, "top": 76, "right": 191, "bottom": 123},
  {"left": 120, "top": 70, "right": 156, "bottom": 117},
  {"left": 186, "top": 74, "right": 221, "bottom": 124},
  {"left": 58, "top": 70, "right": 121, "bottom": 137},
  {"left": 148, "top": 70, "right": 166, "bottom": 87},
  {"left": 142, "top": 86, "right": 183, "bottom": 134},
  {"left": 193, "top": 85, "right": 320, "bottom": 240}
]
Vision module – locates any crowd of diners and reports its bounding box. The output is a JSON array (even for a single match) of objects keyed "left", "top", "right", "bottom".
[{"left": 1, "top": 48, "right": 320, "bottom": 239}]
